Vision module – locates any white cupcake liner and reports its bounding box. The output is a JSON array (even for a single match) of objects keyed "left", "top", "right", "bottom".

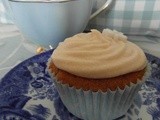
[{"left": 47, "top": 59, "right": 151, "bottom": 120}]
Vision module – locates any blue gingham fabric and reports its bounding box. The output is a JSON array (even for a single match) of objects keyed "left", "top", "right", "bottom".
[
  {"left": 88, "top": 0, "right": 160, "bottom": 36},
  {"left": 0, "top": 0, "right": 160, "bottom": 36}
]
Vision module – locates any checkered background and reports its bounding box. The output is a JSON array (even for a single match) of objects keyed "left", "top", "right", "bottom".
[
  {"left": 0, "top": 0, "right": 160, "bottom": 36},
  {"left": 88, "top": 0, "right": 160, "bottom": 36}
]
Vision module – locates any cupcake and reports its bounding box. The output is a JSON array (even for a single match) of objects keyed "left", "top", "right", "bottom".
[{"left": 47, "top": 29, "right": 150, "bottom": 120}]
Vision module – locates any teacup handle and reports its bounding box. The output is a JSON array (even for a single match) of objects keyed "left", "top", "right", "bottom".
[{"left": 90, "top": 0, "right": 113, "bottom": 20}]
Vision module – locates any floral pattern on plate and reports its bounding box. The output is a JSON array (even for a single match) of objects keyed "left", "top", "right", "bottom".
[{"left": 0, "top": 50, "right": 160, "bottom": 120}]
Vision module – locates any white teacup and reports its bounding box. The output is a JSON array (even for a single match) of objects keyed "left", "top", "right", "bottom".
[{"left": 4, "top": 0, "right": 112, "bottom": 48}]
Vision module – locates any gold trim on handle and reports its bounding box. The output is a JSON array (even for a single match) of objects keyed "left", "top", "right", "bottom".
[{"left": 90, "top": 0, "right": 114, "bottom": 20}]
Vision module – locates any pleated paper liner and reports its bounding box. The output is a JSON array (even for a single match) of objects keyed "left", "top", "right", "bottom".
[{"left": 47, "top": 59, "right": 151, "bottom": 120}]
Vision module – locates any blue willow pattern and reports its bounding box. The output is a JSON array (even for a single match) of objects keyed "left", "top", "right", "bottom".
[{"left": 0, "top": 50, "right": 160, "bottom": 120}]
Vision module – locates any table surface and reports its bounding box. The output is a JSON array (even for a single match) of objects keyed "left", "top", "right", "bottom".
[{"left": 0, "top": 24, "right": 160, "bottom": 79}]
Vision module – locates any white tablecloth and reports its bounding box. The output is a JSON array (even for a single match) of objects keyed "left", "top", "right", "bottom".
[
  {"left": 0, "top": 24, "right": 160, "bottom": 79},
  {"left": 0, "top": 24, "right": 38, "bottom": 79}
]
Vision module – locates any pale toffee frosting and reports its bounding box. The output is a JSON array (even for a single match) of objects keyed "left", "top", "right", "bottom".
[{"left": 51, "top": 29, "right": 147, "bottom": 79}]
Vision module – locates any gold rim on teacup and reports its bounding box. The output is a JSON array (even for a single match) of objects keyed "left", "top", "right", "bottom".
[{"left": 8, "top": 0, "right": 78, "bottom": 3}]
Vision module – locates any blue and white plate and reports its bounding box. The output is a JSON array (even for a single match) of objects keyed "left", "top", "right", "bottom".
[{"left": 0, "top": 50, "right": 160, "bottom": 120}]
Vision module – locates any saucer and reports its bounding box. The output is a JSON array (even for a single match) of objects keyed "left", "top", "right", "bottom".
[{"left": 0, "top": 50, "right": 160, "bottom": 120}]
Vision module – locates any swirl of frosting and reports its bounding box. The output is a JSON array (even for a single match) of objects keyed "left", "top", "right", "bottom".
[{"left": 51, "top": 29, "right": 147, "bottom": 79}]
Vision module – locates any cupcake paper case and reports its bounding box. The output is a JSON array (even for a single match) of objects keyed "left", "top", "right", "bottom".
[{"left": 47, "top": 59, "right": 151, "bottom": 120}]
